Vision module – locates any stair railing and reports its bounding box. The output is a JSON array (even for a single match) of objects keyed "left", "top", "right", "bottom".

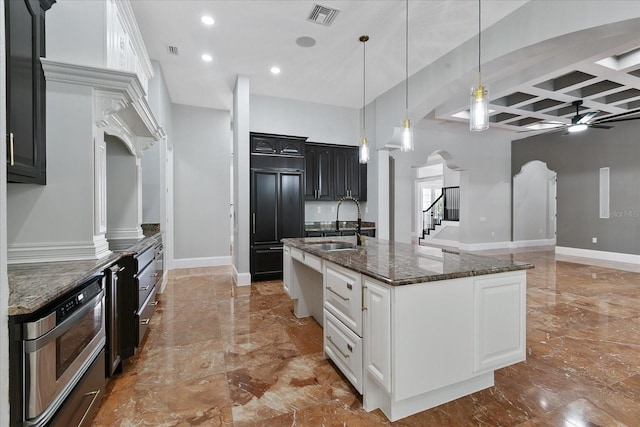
[{"left": 421, "top": 186, "right": 460, "bottom": 240}]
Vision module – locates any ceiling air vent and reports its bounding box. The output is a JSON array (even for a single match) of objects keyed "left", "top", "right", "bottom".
[
  {"left": 307, "top": 4, "right": 339, "bottom": 26},
  {"left": 166, "top": 45, "right": 179, "bottom": 56}
]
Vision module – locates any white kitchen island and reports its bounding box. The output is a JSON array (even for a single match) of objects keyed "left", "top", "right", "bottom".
[{"left": 282, "top": 237, "right": 533, "bottom": 422}]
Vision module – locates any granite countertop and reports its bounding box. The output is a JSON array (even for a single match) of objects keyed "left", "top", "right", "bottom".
[
  {"left": 8, "top": 233, "right": 161, "bottom": 317},
  {"left": 282, "top": 236, "right": 534, "bottom": 286},
  {"left": 305, "top": 221, "right": 376, "bottom": 231}
]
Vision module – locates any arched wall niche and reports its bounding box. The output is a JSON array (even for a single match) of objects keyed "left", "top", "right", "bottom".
[{"left": 512, "top": 160, "right": 557, "bottom": 245}]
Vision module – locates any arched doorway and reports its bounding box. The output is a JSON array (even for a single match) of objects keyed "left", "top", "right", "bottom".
[{"left": 415, "top": 151, "right": 462, "bottom": 245}]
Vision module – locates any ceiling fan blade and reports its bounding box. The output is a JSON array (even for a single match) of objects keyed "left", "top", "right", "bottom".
[
  {"left": 576, "top": 111, "right": 598, "bottom": 124},
  {"left": 595, "top": 108, "right": 640, "bottom": 123},
  {"left": 516, "top": 125, "right": 566, "bottom": 134},
  {"left": 588, "top": 124, "right": 613, "bottom": 129},
  {"left": 598, "top": 116, "right": 640, "bottom": 123}
]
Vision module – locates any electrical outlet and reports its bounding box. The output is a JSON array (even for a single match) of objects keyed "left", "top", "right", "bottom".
[
  {"left": 331, "top": 206, "right": 336, "bottom": 213},
  {"left": 592, "top": 237, "right": 597, "bottom": 243},
  {"left": 479, "top": 216, "right": 486, "bottom": 222},
  {"left": 592, "top": 273, "right": 597, "bottom": 279},
  {"left": 317, "top": 206, "right": 321, "bottom": 214},
  {"left": 365, "top": 206, "right": 369, "bottom": 214}
]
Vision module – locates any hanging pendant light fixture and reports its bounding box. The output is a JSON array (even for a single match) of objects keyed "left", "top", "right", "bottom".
[
  {"left": 470, "top": 0, "right": 489, "bottom": 131},
  {"left": 401, "top": 0, "right": 414, "bottom": 151},
  {"left": 359, "top": 35, "right": 370, "bottom": 164}
]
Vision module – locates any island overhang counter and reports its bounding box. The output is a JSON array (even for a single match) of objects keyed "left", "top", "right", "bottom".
[{"left": 281, "top": 236, "right": 534, "bottom": 422}]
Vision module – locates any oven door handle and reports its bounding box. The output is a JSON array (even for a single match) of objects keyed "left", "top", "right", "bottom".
[{"left": 23, "top": 289, "right": 105, "bottom": 353}]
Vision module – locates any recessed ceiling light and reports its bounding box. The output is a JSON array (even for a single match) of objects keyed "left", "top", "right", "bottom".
[
  {"left": 201, "top": 15, "right": 215, "bottom": 26},
  {"left": 270, "top": 66, "right": 281, "bottom": 75},
  {"left": 202, "top": 54, "right": 213, "bottom": 62}
]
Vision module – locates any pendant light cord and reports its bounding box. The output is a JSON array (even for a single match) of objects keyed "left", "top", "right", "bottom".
[
  {"left": 363, "top": 38, "right": 366, "bottom": 133},
  {"left": 478, "top": 0, "right": 482, "bottom": 86},
  {"left": 405, "top": 0, "right": 409, "bottom": 113}
]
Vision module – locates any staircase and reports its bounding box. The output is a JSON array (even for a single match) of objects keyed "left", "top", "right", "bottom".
[{"left": 418, "top": 186, "right": 460, "bottom": 245}]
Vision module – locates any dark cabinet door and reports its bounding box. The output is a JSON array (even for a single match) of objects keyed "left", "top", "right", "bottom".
[
  {"left": 252, "top": 170, "right": 279, "bottom": 246},
  {"left": 334, "top": 148, "right": 348, "bottom": 199},
  {"left": 333, "top": 146, "right": 366, "bottom": 201},
  {"left": 305, "top": 144, "right": 333, "bottom": 200},
  {"left": 251, "top": 170, "right": 303, "bottom": 281},
  {"left": 279, "top": 172, "right": 303, "bottom": 238},
  {"left": 347, "top": 147, "right": 367, "bottom": 201},
  {"left": 5, "top": 0, "right": 51, "bottom": 184}
]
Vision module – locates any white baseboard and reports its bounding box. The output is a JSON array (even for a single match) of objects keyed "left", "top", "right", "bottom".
[
  {"left": 421, "top": 237, "right": 460, "bottom": 249},
  {"left": 172, "top": 256, "right": 232, "bottom": 269},
  {"left": 233, "top": 264, "right": 252, "bottom": 286},
  {"left": 514, "top": 238, "right": 556, "bottom": 248},
  {"left": 458, "top": 241, "right": 516, "bottom": 251},
  {"left": 8, "top": 238, "right": 112, "bottom": 264},
  {"left": 555, "top": 246, "right": 640, "bottom": 264}
]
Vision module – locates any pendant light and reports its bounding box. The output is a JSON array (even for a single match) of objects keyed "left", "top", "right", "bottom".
[
  {"left": 470, "top": 0, "right": 489, "bottom": 131},
  {"left": 400, "top": 0, "right": 414, "bottom": 151},
  {"left": 359, "top": 35, "right": 370, "bottom": 164}
]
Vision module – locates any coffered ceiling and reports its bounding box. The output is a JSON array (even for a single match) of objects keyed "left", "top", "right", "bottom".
[
  {"left": 130, "top": 1, "right": 640, "bottom": 134},
  {"left": 443, "top": 45, "right": 640, "bottom": 137}
]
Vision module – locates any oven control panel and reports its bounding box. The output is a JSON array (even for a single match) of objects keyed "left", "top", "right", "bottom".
[{"left": 56, "top": 280, "right": 102, "bottom": 323}]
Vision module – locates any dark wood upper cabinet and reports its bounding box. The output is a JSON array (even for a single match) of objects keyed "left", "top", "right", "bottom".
[
  {"left": 305, "top": 143, "right": 333, "bottom": 201},
  {"left": 308, "top": 143, "right": 366, "bottom": 202},
  {"left": 5, "top": 0, "right": 54, "bottom": 184},
  {"left": 251, "top": 133, "right": 305, "bottom": 157}
]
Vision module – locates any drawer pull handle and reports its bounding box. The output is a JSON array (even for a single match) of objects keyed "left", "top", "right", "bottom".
[
  {"left": 269, "top": 247, "right": 283, "bottom": 250},
  {"left": 140, "top": 286, "right": 150, "bottom": 291},
  {"left": 326, "top": 286, "right": 349, "bottom": 301},
  {"left": 117, "top": 266, "right": 126, "bottom": 273},
  {"left": 140, "top": 318, "right": 150, "bottom": 325},
  {"left": 77, "top": 389, "right": 101, "bottom": 427},
  {"left": 8, "top": 133, "right": 15, "bottom": 166},
  {"left": 151, "top": 301, "right": 159, "bottom": 306},
  {"left": 151, "top": 273, "right": 158, "bottom": 277},
  {"left": 346, "top": 283, "right": 352, "bottom": 290},
  {"left": 327, "top": 336, "right": 350, "bottom": 358}
]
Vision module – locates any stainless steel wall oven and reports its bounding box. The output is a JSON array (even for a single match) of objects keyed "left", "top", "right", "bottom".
[{"left": 21, "top": 274, "right": 106, "bottom": 426}]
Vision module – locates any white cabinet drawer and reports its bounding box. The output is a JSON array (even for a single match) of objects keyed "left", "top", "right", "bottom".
[
  {"left": 324, "top": 309, "right": 363, "bottom": 393},
  {"left": 290, "top": 247, "right": 322, "bottom": 272},
  {"left": 323, "top": 262, "right": 362, "bottom": 336},
  {"left": 291, "top": 247, "right": 304, "bottom": 262}
]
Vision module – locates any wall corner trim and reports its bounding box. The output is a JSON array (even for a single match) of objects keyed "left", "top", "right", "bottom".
[{"left": 233, "top": 264, "right": 252, "bottom": 287}]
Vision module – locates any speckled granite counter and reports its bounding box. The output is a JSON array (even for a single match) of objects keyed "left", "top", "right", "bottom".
[
  {"left": 282, "top": 236, "right": 533, "bottom": 286},
  {"left": 8, "top": 233, "right": 161, "bottom": 317}
]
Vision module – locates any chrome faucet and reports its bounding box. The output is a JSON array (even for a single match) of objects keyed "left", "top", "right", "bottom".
[{"left": 336, "top": 196, "right": 363, "bottom": 246}]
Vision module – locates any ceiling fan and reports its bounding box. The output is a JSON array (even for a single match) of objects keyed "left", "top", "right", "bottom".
[{"left": 519, "top": 100, "right": 640, "bottom": 136}]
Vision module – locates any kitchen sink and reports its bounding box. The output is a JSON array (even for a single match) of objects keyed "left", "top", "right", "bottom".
[{"left": 309, "top": 242, "right": 357, "bottom": 251}]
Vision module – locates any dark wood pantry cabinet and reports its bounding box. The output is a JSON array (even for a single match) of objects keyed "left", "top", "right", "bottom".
[
  {"left": 5, "top": 0, "right": 54, "bottom": 184},
  {"left": 250, "top": 133, "right": 306, "bottom": 281}
]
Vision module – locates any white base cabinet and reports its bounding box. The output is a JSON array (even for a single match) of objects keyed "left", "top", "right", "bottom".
[{"left": 284, "top": 245, "right": 527, "bottom": 422}]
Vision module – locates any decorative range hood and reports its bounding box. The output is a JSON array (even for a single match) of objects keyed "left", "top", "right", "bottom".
[{"left": 41, "top": 58, "right": 165, "bottom": 156}]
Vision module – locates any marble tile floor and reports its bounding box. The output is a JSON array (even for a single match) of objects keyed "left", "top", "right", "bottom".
[{"left": 92, "top": 250, "right": 640, "bottom": 426}]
